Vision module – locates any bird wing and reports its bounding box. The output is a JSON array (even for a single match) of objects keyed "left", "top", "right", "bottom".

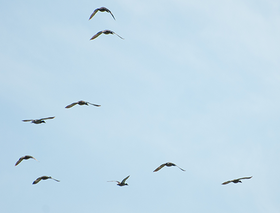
[
  {"left": 121, "top": 175, "right": 130, "bottom": 184},
  {"left": 65, "top": 102, "right": 78, "bottom": 108},
  {"left": 88, "top": 102, "right": 101, "bottom": 107},
  {"left": 90, "top": 31, "right": 103, "bottom": 40},
  {"left": 89, "top": 8, "right": 99, "bottom": 20},
  {"left": 107, "top": 180, "right": 120, "bottom": 184},
  {"left": 41, "top": 116, "right": 55, "bottom": 120},
  {"left": 22, "top": 119, "right": 33, "bottom": 122},
  {"left": 222, "top": 180, "right": 232, "bottom": 185},
  {"left": 51, "top": 177, "right": 60, "bottom": 182},
  {"left": 31, "top": 156, "right": 39, "bottom": 161},
  {"left": 239, "top": 176, "right": 253, "bottom": 180},
  {"left": 108, "top": 11, "right": 115, "bottom": 20},
  {"left": 113, "top": 32, "right": 124, "bottom": 39},
  {"left": 175, "top": 165, "right": 185, "bottom": 171},
  {"left": 33, "top": 177, "right": 42, "bottom": 184},
  {"left": 153, "top": 163, "right": 166, "bottom": 172},
  {"left": 15, "top": 157, "right": 24, "bottom": 166}
]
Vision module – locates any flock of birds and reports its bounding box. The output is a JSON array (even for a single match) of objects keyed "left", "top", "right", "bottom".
[
  {"left": 16, "top": 7, "right": 253, "bottom": 187},
  {"left": 89, "top": 7, "right": 124, "bottom": 40}
]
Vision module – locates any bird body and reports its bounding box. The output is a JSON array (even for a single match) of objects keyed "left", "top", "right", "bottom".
[
  {"left": 22, "top": 116, "right": 55, "bottom": 124},
  {"left": 32, "top": 176, "right": 60, "bottom": 185},
  {"left": 108, "top": 175, "right": 130, "bottom": 186},
  {"left": 65, "top": 100, "right": 101, "bottom": 108},
  {"left": 90, "top": 30, "right": 124, "bottom": 40},
  {"left": 15, "top": 155, "right": 38, "bottom": 166},
  {"left": 153, "top": 162, "right": 185, "bottom": 172},
  {"left": 89, "top": 7, "right": 115, "bottom": 20},
  {"left": 222, "top": 176, "right": 253, "bottom": 185}
]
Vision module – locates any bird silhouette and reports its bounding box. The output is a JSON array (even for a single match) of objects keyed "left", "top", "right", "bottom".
[
  {"left": 108, "top": 175, "right": 130, "bottom": 186},
  {"left": 15, "top": 155, "right": 38, "bottom": 166},
  {"left": 153, "top": 162, "right": 185, "bottom": 172},
  {"left": 65, "top": 100, "right": 101, "bottom": 108},
  {"left": 32, "top": 176, "right": 60, "bottom": 185},
  {"left": 90, "top": 30, "right": 124, "bottom": 40},
  {"left": 89, "top": 7, "right": 115, "bottom": 20},
  {"left": 22, "top": 116, "right": 55, "bottom": 124},
  {"left": 222, "top": 176, "right": 253, "bottom": 185}
]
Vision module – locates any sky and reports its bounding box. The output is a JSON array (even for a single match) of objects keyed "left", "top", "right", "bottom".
[{"left": 1, "top": 0, "right": 280, "bottom": 212}]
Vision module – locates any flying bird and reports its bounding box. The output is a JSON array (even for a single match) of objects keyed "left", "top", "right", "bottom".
[
  {"left": 108, "top": 175, "right": 130, "bottom": 186},
  {"left": 32, "top": 176, "right": 60, "bottom": 185},
  {"left": 90, "top": 30, "right": 124, "bottom": 40},
  {"left": 65, "top": 100, "right": 101, "bottom": 109},
  {"left": 153, "top": 162, "right": 185, "bottom": 172},
  {"left": 22, "top": 116, "right": 55, "bottom": 124},
  {"left": 222, "top": 176, "right": 253, "bottom": 185},
  {"left": 89, "top": 7, "right": 115, "bottom": 20},
  {"left": 15, "top": 155, "right": 38, "bottom": 166}
]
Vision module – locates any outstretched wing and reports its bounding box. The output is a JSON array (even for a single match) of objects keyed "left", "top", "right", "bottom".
[
  {"left": 51, "top": 177, "right": 60, "bottom": 182},
  {"left": 121, "top": 175, "right": 130, "bottom": 184},
  {"left": 41, "top": 116, "right": 55, "bottom": 121},
  {"left": 89, "top": 8, "right": 99, "bottom": 20},
  {"left": 90, "top": 31, "right": 103, "bottom": 40},
  {"left": 88, "top": 102, "right": 101, "bottom": 107},
  {"left": 175, "top": 165, "right": 185, "bottom": 171},
  {"left": 65, "top": 102, "right": 78, "bottom": 108},
  {"left": 222, "top": 180, "right": 232, "bottom": 185},
  {"left": 108, "top": 11, "right": 115, "bottom": 20},
  {"left": 239, "top": 176, "right": 253, "bottom": 180},
  {"left": 153, "top": 163, "right": 166, "bottom": 172},
  {"left": 31, "top": 156, "right": 38, "bottom": 161},
  {"left": 15, "top": 157, "right": 24, "bottom": 166},
  {"left": 107, "top": 180, "right": 121, "bottom": 184},
  {"left": 113, "top": 32, "right": 124, "bottom": 39},
  {"left": 22, "top": 119, "right": 33, "bottom": 122},
  {"left": 33, "top": 177, "right": 42, "bottom": 185}
]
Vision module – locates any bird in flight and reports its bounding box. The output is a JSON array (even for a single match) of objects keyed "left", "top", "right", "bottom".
[
  {"left": 89, "top": 7, "right": 115, "bottom": 20},
  {"left": 108, "top": 175, "right": 130, "bottom": 186},
  {"left": 22, "top": 116, "right": 55, "bottom": 124},
  {"left": 15, "top": 155, "right": 38, "bottom": 166},
  {"left": 32, "top": 176, "right": 60, "bottom": 185},
  {"left": 65, "top": 100, "right": 101, "bottom": 109},
  {"left": 90, "top": 30, "right": 124, "bottom": 40},
  {"left": 153, "top": 162, "right": 185, "bottom": 172},
  {"left": 222, "top": 176, "right": 253, "bottom": 185}
]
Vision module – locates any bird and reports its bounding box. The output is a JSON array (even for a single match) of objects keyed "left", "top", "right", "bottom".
[
  {"left": 90, "top": 30, "right": 124, "bottom": 40},
  {"left": 15, "top": 155, "right": 38, "bottom": 166},
  {"left": 153, "top": 162, "right": 185, "bottom": 172},
  {"left": 22, "top": 116, "right": 55, "bottom": 124},
  {"left": 65, "top": 100, "right": 101, "bottom": 109},
  {"left": 108, "top": 175, "right": 130, "bottom": 186},
  {"left": 222, "top": 176, "right": 253, "bottom": 185},
  {"left": 32, "top": 176, "right": 60, "bottom": 185},
  {"left": 89, "top": 7, "right": 115, "bottom": 20}
]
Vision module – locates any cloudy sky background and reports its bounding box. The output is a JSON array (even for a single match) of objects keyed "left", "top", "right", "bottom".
[{"left": 1, "top": 0, "right": 280, "bottom": 212}]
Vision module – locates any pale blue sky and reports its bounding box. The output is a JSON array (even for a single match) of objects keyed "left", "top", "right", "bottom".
[{"left": 1, "top": 0, "right": 280, "bottom": 212}]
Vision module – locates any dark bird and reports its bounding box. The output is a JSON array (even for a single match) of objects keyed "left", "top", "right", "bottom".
[
  {"left": 108, "top": 175, "right": 130, "bottom": 186},
  {"left": 65, "top": 100, "right": 101, "bottom": 109},
  {"left": 153, "top": 162, "right": 185, "bottom": 172},
  {"left": 15, "top": 155, "right": 38, "bottom": 166},
  {"left": 22, "top": 116, "right": 55, "bottom": 124},
  {"left": 90, "top": 30, "right": 124, "bottom": 40},
  {"left": 222, "top": 176, "right": 253, "bottom": 185},
  {"left": 32, "top": 176, "right": 60, "bottom": 185},
  {"left": 89, "top": 7, "right": 115, "bottom": 20}
]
